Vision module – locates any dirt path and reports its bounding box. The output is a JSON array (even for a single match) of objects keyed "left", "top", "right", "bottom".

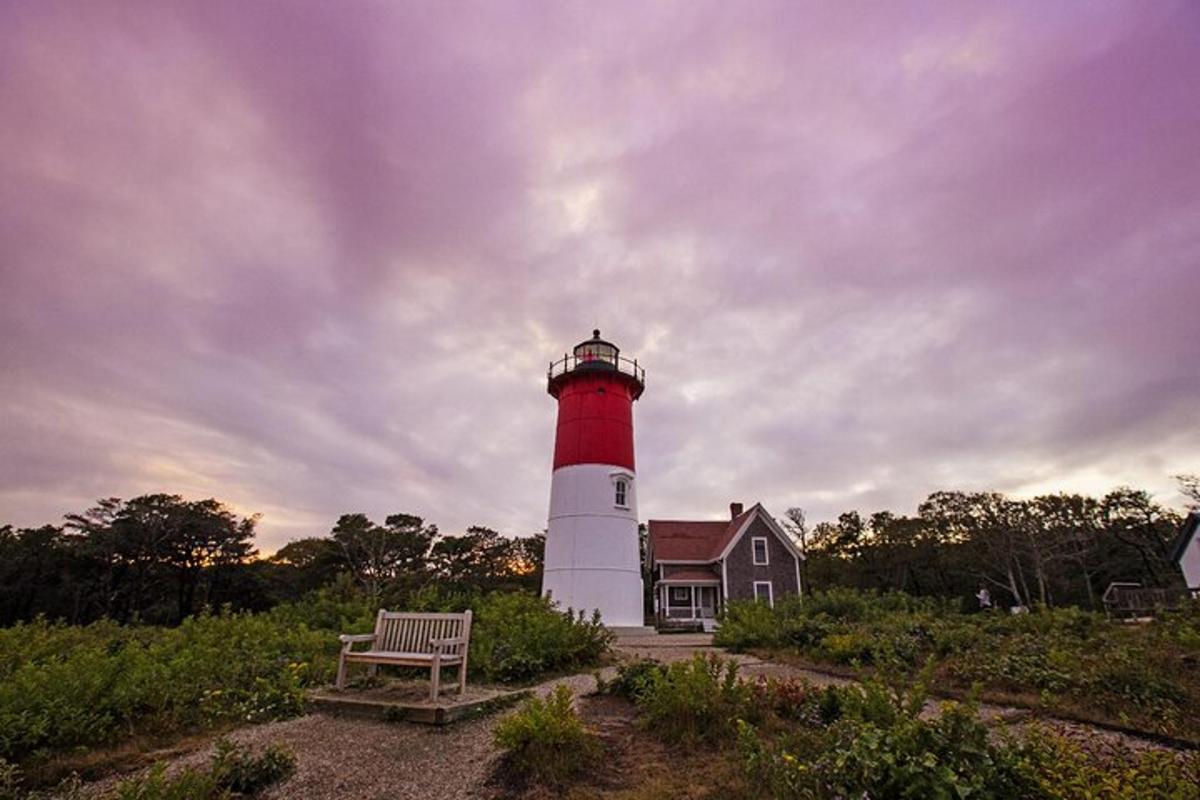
[{"left": 614, "top": 632, "right": 853, "bottom": 685}]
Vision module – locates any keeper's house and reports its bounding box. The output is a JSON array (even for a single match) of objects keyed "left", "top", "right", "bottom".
[{"left": 647, "top": 502, "right": 803, "bottom": 629}]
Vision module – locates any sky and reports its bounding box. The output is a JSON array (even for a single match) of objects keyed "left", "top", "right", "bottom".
[{"left": 2, "top": 1, "right": 1198, "bottom": 552}]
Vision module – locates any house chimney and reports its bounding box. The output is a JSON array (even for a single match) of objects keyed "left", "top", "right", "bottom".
[{"left": 730, "top": 502, "right": 743, "bottom": 519}]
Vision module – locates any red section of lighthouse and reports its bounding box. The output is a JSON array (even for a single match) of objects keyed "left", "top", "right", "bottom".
[
  {"left": 542, "top": 330, "right": 646, "bottom": 628},
  {"left": 552, "top": 375, "right": 637, "bottom": 471}
]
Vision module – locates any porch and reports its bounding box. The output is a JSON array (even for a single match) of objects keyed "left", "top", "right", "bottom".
[{"left": 655, "top": 579, "right": 721, "bottom": 631}]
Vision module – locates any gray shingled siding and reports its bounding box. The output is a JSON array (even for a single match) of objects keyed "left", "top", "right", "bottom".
[{"left": 723, "top": 516, "right": 800, "bottom": 602}]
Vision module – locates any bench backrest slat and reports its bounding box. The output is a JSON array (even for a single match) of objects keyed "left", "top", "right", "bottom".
[{"left": 372, "top": 610, "right": 470, "bottom": 655}]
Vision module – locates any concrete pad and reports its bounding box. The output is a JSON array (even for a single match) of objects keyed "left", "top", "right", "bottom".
[{"left": 308, "top": 680, "right": 531, "bottom": 726}]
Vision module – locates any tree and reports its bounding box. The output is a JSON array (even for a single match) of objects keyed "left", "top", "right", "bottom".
[
  {"left": 331, "top": 513, "right": 436, "bottom": 599},
  {"left": 0, "top": 525, "right": 73, "bottom": 625},
  {"left": 783, "top": 507, "right": 811, "bottom": 591},
  {"left": 1033, "top": 493, "right": 1103, "bottom": 609},
  {"left": 921, "top": 491, "right": 1029, "bottom": 607},
  {"left": 269, "top": 537, "right": 346, "bottom": 597},
  {"left": 1175, "top": 474, "right": 1200, "bottom": 511},
  {"left": 430, "top": 527, "right": 543, "bottom": 593},
  {"left": 63, "top": 495, "right": 261, "bottom": 623},
  {"left": 1100, "top": 488, "right": 1183, "bottom": 588}
]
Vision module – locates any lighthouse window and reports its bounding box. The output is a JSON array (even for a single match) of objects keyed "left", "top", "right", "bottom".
[{"left": 614, "top": 479, "right": 627, "bottom": 507}]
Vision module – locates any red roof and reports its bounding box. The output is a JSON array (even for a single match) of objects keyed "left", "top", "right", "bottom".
[{"left": 648, "top": 506, "right": 757, "bottom": 562}]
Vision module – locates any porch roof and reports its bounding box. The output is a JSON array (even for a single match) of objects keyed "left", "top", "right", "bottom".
[{"left": 657, "top": 568, "right": 721, "bottom": 584}]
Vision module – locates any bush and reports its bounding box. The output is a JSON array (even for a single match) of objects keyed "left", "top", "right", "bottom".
[
  {"left": 632, "top": 653, "right": 755, "bottom": 745},
  {"left": 714, "top": 601, "right": 782, "bottom": 651},
  {"left": 493, "top": 685, "right": 599, "bottom": 788},
  {"left": 469, "top": 593, "right": 612, "bottom": 683},
  {"left": 104, "top": 739, "right": 294, "bottom": 799},
  {"left": 1016, "top": 725, "right": 1200, "bottom": 800},
  {"left": 106, "top": 764, "right": 222, "bottom": 800},
  {"left": 737, "top": 678, "right": 1036, "bottom": 799},
  {"left": 748, "top": 677, "right": 842, "bottom": 726},
  {"left": 208, "top": 739, "right": 296, "bottom": 796},
  {"left": 604, "top": 658, "right": 666, "bottom": 703}
]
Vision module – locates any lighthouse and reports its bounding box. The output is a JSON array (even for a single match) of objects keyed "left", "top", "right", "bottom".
[{"left": 543, "top": 330, "right": 646, "bottom": 628}]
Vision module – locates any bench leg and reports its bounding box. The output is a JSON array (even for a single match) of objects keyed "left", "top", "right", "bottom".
[
  {"left": 367, "top": 664, "right": 378, "bottom": 679},
  {"left": 336, "top": 652, "right": 348, "bottom": 691},
  {"left": 458, "top": 658, "right": 468, "bottom": 695},
  {"left": 430, "top": 655, "right": 442, "bottom": 702}
]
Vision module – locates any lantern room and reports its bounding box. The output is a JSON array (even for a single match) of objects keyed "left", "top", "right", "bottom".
[{"left": 548, "top": 329, "right": 645, "bottom": 400}]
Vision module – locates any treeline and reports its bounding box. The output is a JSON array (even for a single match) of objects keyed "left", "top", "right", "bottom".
[
  {"left": 788, "top": 479, "right": 1197, "bottom": 610},
  {"left": 0, "top": 494, "right": 543, "bottom": 627}
]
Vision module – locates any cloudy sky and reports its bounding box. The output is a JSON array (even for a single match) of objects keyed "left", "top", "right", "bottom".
[{"left": 2, "top": 1, "right": 1198, "bottom": 550}]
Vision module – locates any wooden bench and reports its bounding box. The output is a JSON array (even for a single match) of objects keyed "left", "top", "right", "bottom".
[{"left": 336, "top": 610, "right": 472, "bottom": 700}]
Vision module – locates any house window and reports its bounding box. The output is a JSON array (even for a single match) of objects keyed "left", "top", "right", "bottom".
[
  {"left": 615, "top": 479, "right": 627, "bottom": 507},
  {"left": 752, "top": 536, "right": 769, "bottom": 565},
  {"left": 670, "top": 587, "right": 690, "bottom": 604},
  {"left": 754, "top": 581, "right": 773, "bottom": 606}
]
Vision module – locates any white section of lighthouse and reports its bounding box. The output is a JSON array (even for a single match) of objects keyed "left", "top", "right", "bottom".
[{"left": 542, "top": 330, "right": 645, "bottom": 627}]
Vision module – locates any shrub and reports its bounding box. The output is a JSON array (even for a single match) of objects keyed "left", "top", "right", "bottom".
[
  {"left": 469, "top": 593, "right": 612, "bottom": 682},
  {"left": 493, "top": 685, "right": 599, "bottom": 788},
  {"left": 106, "top": 764, "right": 222, "bottom": 800},
  {"left": 737, "top": 679, "right": 1036, "bottom": 800},
  {"left": 633, "top": 653, "right": 755, "bottom": 745},
  {"left": 0, "top": 758, "right": 21, "bottom": 800},
  {"left": 209, "top": 739, "right": 296, "bottom": 796},
  {"left": 1015, "top": 725, "right": 1200, "bottom": 800},
  {"left": 815, "top": 631, "right": 874, "bottom": 665},
  {"left": 715, "top": 601, "right": 782, "bottom": 651},
  {"left": 605, "top": 658, "right": 666, "bottom": 703},
  {"left": 748, "top": 677, "right": 842, "bottom": 726},
  {"left": 104, "top": 739, "right": 294, "bottom": 800}
]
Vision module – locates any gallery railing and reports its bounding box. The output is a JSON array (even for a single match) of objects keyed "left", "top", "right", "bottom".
[{"left": 548, "top": 352, "right": 645, "bottom": 385}]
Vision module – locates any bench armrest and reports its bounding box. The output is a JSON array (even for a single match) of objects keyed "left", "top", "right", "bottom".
[
  {"left": 338, "top": 634, "right": 376, "bottom": 650},
  {"left": 430, "top": 636, "right": 467, "bottom": 651}
]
